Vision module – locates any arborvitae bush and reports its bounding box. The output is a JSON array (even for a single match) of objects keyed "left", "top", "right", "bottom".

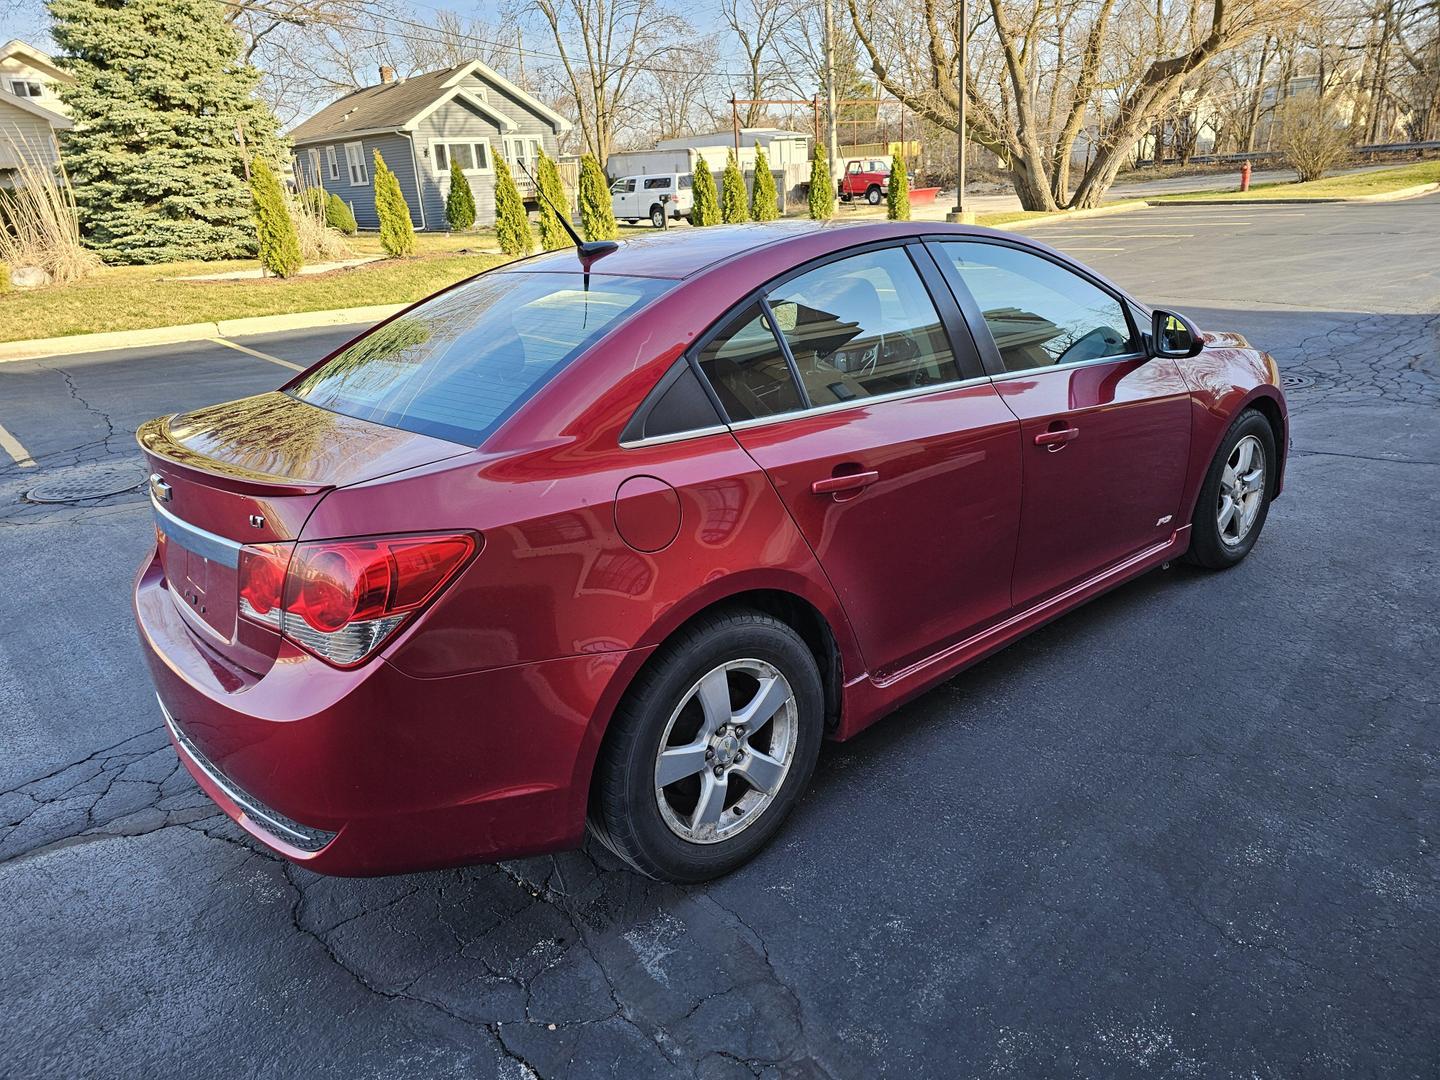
[
  {"left": 720, "top": 151, "right": 747, "bottom": 223},
  {"left": 325, "top": 193, "right": 357, "bottom": 235},
  {"left": 250, "top": 159, "right": 301, "bottom": 277},
  {"left": 445, "top": 159, "right": 476, "bottom": 230},
  {"left": 536, "top": 150, "right": 572, "bottom": 250},
  {"left": 887, "top": 150, "right": 910, "bottom": 221},
  {"left": 690, "top": 162, "right": 720, "bottom": 226},
  {"left": 750, "top": 148, "right": 780, "bottom": 221},
  {"left": 808, "top": 149, "right": 834, "bottom": 220},
  {"left": 493, "top": 157, "right": 533, "bottom": 256},
  {"left": 578, "top": 154, "right": 617, "bottom": 241},
  {"left": 373, "top": 150, "right": 415, "bottom": 256}
]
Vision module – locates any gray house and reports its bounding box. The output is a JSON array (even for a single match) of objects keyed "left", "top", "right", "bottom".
[{"left": 288, "top": 60, "right": 571, "bottom": 231}]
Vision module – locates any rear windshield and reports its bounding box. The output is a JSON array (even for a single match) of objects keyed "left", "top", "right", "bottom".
[{"left": 288, "top": 271, "right": 674, "bottom": 445}]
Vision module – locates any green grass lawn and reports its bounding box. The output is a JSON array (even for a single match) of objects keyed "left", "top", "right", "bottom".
[
  {"left": 0, "top": 251, "right": 512, "bottom": 342},
  {"left": 1154, "top": 159, "right": 1440, "bottom": 202}
]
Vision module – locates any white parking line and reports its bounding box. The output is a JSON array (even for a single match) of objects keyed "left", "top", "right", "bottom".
[
  {"left": 207, "top": 337, "right": 303, "bottom": 372},
  {"left": 0, "top": 421, "right": 37, "bottom": 468}
]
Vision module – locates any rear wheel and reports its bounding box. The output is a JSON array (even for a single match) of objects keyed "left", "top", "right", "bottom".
[
  {"left": 650, "top": 204, "right": 665, "bottom": 228},
  {"left": 1185, "top": 409, "right": 1276, "bottom": 569},
  {"left": 589, "top": 610, "right": 823, "bottom": 882}
]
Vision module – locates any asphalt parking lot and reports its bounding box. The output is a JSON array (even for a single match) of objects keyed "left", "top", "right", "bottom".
[{"left": 1, "top": 198, "right": 1437, "bottom": 1078}]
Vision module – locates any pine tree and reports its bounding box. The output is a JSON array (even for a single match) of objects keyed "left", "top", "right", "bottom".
[
  {"left": 690, "top": 162, "right": 720, "bottom": 226},
  {"left": 373, "top": 150, "right": 415, "bottom": 256},
  {"left": 493, "top": 156, "right": 533, "bottom": 256},
  {"left": 325, "top": 193, "right": 357, "bottom": 235},
  {"left": 887, "top": 150, "right": 911, "bottom": 221},
  {"left": 808, "top": 148, "right": 834, "bottom": 220},
  {"left": 249, "top": 159, "right": 301, "bottom": 277},
  {"left": 535, "top": 149, "right": 572, "bottom": 250},
  {"left": 750, "top": 148, "right": 780, "bottom": 221},
  {"left": 720, "top": 151, "right": 747, "bottom": 224},
  {"left": 577, "top": 154, "right": 617, "bottom": 241},
  {"left": 49, "top": 0, "right": 285, "bottom": 263},
  {"left": 445, "top": 159, "right": 476, "bottom": 230}
]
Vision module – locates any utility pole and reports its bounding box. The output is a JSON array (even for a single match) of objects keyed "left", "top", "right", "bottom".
[
  {"left": 946, "top": 0, "right": 972, "bottom": 223},
  {"left": 823, "top": 0, "right": 839, "bottom": 178}
]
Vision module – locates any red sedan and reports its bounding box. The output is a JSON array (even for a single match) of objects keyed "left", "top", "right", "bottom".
[{"left": 134, "top": 222, "right": 1287, "bottom": 882}]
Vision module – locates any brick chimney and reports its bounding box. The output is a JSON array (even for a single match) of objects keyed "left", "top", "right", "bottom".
[{"left": 378, "top": 65, "right": 395, "bottom": 85}]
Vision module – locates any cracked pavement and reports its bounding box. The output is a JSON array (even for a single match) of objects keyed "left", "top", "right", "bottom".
[{"left": 1, "top": 200, "right": 1437, "bottom": 1077}]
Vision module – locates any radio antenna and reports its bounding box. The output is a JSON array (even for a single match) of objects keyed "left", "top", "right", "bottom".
[{"left": 518, "top": 159, "right": 618, "bottom": 262}]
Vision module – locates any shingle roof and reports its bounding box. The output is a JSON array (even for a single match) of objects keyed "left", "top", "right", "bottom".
[{"left": 288, "top": 64, "right": 466, "bottom": 144}]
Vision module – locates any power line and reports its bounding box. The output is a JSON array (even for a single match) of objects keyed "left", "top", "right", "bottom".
[{"left": 221, "top": 0, "right": 776, "bottom": 82}]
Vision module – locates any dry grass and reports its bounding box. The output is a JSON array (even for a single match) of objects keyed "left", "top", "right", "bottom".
[
  {"left": 1153, "top": 159, "right": 1440, "bottom": 202},
  {"left": 0, "top": 126, "right": 99, "bottom": 286}
]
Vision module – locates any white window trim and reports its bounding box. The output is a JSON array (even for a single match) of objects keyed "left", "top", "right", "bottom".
[
  {"left": 325, "top": 144, "right": 339, "bottom": 181},
  {"left": 344, "top": 141, "right": 368, "bottom": 186},
  {"left": 9, "top": 79, "right": 42, "bottom": 97},
  {"left": 429, "top": 138, "right": 494, "bottom": 178}
]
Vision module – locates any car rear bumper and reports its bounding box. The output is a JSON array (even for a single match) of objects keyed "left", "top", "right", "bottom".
[{"left": 135, "top": 551, "right": 650, "bottom": 876}]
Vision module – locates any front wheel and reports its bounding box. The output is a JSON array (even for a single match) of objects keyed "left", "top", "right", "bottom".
[
  {"left": 588, "top": 610, "right": 823, "bottom": 882},
  {"left": 1185, "top": 409, "right": 1276, "bottom": 569},
  {"left": 866, "top": 185, "right": 883, "bottom": 205}
]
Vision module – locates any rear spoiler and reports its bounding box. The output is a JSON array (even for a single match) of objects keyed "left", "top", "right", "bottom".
[{"left": 137, "top": 416, "right": 332, "bottom": 497}]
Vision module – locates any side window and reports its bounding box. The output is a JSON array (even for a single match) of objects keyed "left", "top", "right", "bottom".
[
  {"left": 932, "top": 241, "right": 1136, "bottom": 373},
  {"left": 765, "top": 247, "right": 963, "bottom": 406},
  {"left": 644, "top": 177, "right": 671, "bottom": 190},
  {"left": 696, "top": 303, "right": 804, "bottom": 421}
]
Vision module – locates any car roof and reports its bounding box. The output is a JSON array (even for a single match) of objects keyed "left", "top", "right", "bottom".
[{"left": 503, "top": 221, "right": 1011, "bottom": 281}]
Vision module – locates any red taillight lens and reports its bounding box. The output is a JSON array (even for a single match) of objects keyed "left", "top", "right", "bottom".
[
  {"left": 238, "top": 543, "right": 292, "bottom": 617},
  {"left": 239, "top": 533, "right": 477, "bottom": 666}
]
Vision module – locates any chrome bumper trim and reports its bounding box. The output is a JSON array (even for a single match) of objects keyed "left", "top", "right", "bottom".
[{"left": 159, "top": 696, "right": 336, "bottom": 853}]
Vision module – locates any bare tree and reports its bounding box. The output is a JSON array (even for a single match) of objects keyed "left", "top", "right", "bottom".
[
  {"left": 1276, "top": 92, "right": 1351, "bottom": 179},
  {"left": 531, "top": 0, "right": 696, "bottom": 160},
  {"left": 847, "top": 0, "right": 1311, "bottom": 210},
  {"left": 721, "top": 0, "right": 788, "bottom": 124}
]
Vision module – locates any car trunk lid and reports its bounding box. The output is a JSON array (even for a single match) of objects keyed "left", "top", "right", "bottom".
[{"left": 139, "top": 391, "right": 470, "bottom": 668}]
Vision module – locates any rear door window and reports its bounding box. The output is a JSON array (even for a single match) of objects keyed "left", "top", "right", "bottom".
[
  {"left": 696, "top": 303, "right": 804, "bottom": 421},
  {"left": 765, "top": 246, "right": 964, "bottom": 406},
  {"left": 288, "top": 272, "right": 674, "bottom": 445}
]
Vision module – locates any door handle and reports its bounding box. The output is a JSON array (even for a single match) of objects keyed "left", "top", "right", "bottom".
[
  {"left": 1034, "top": 426, "right": 1080, "bottom": 448},
  {"left": 811, "top": 469, "right": 879, "bottom": 496}
]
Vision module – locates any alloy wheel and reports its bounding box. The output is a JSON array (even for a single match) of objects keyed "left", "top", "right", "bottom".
[
  {"left": 1218, "top": 434, "right": 1266, "bottom": 546},
  {"left": 653, "top": 659, "right": 797, "bottom": 844}
]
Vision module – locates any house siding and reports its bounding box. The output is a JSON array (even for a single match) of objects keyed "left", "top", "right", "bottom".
[
  {"left": 299, "top": 132, "right": 424, "bottom": 231},
  {"left": 291, "top": 68, "right": 565, "bottom": 231},
  {"left": 414, "top": 73, "right": 563, "bottom": 229}
]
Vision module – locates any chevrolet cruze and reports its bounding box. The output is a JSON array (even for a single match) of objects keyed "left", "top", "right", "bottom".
[{"left": 135, "top": 222, "right": 1287, "bottom": 882}]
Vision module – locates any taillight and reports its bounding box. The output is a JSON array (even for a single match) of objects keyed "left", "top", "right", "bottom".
[{"left": 238, "top": 533, "right": 477, "bottom": 667}]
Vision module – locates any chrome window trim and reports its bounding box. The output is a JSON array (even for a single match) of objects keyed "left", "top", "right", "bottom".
[
  {"left": 725, "top": 372, "right": 995, "bottom": 432},
  {"left": 619, "top": 424, "right": 730, "bottom": 450},
  {"left": 986, "top": 350, "right": 1151, "bottom": 383},
  {"left": 152, "top": 497, "right": 243, "bottom": 569}
]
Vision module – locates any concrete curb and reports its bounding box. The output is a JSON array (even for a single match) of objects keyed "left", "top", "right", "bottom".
[
  {"left": 0, "top": 303, "right": 405, "bottom": 364},
  {"left": 1144, "top": 181, "right": 1439, "bottom": 207},
  {"left": 999, "top": 200, "right": 1150, "bottom": 230}
]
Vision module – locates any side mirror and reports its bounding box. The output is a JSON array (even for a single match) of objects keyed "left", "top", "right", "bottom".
[{"left": 1150, "top": 309, "right": 1204, "bottom": 359}]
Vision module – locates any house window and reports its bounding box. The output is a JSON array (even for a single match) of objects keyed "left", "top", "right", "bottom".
[
  {"left": 430, "top": 139, "right": 492, "bottom": 176},
  {"left": 306, "top": 149, "right": 321, "bottom": 185},
  {"left": 344, "top": 141, "right": 367, "bottom": 185},
  {"left": 325, "top": 144, "right": 339, "bottom": 181},
  {"left": 9, "top": 80, "right": 42, "bottom": 98}
]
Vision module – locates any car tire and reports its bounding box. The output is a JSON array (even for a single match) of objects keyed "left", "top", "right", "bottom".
[
  {"left": 588, "top": 609, "right": 824, "bottom": 882},
  {"left": 650, "top": 205, "right": 665, "bottom": 228},
  {"left": 1184, "top": 409, "right": 1277, "bottom": 570},
  {"left": 866, "top": 185, "right": 882, "bottom": 205}
]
